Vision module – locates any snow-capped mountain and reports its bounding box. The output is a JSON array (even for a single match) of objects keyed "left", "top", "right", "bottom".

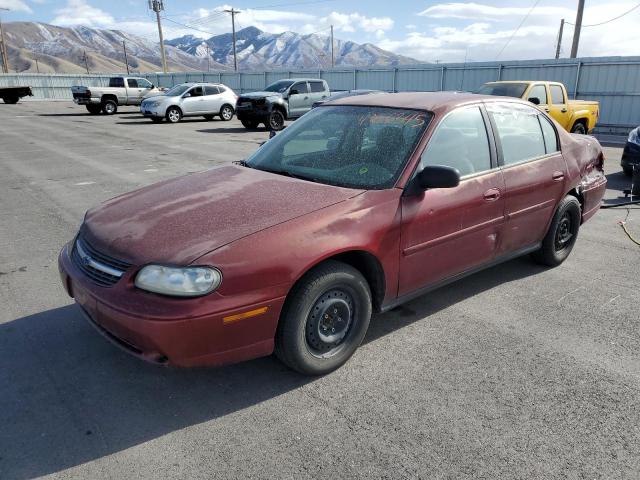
[
  {"left": 2, "top": 22, "right": 229, "bottom": 73},
  {"left": 165, "top": 26, "right": 420, "bottom": 69}
]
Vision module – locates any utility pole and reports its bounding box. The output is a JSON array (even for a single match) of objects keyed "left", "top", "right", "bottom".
[
  {"left": 82, "top": 50, "right": 89, "bottom": 74},
  {"left": 224, "top": 8, "right": 240, "bottom": 71},
  {"left": 122, "top": 40, "right": 130, "bottom": 74},
  {"left": 0, "top": 7, "right": 10, "bottom": 74},
  {"left": 330, "top": 25, "right": 334, "bottom": 68},
  {"left": 570, "top": 0, "right": 585, "bottom": 58},
  {"left": 149, "top": 0, "right": 168, "bottom": 73},
  {"left": 35, "top": 57, "right": 39, "bottom": 73},
  {"left": 555, "top": 18, "right": 565, "bottom": 59}
]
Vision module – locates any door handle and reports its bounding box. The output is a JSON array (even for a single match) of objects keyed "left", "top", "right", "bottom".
[
  {"left": 544, "top": 108, "right": 550, "bottom": 112},
  {"left": 552, "top": 171, "right": 565, "bottom": 181},
  {"left": 483, "top": 188, "right": 501, "bottom": 201}
]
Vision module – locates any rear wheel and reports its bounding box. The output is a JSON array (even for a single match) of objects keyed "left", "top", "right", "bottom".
[
  {"left": 3, "top": 96, "right": 19, "bottom": 104},
  {"left": 532, "top": 196, "right": 581, "bottom": 267},
  {"left": 166, "top": 106, "right": 182, "bottom": 124},
  {"left": 241, "top": 119, "right": 259, "bottom": 129},
  {"left": 101, "top": 99, "right": 117, "bottom": 115},
  {"left": 220, "top": 104, "right": 234, "bottom": 121},
  {"left": 571, "top": 122, "right": 587, "bottom": 134},
  {"left": 86, "top": 104, "right": 102, "bottom": 115},
  {"left": 267, "top": 110, "right": 285, "bottom": 131},
  {"left": 275, "top": 260, "right": 372, "bottom": 375}
]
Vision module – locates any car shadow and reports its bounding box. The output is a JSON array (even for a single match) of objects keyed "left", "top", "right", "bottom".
[
  {"left": 197, "top": 127, "right": 262, "bottom": 134},
  {"left": 38, "top": 111, "right": 140, "bottom": 117},
  {"left": 0, "top": 256, "right": 544, "bottom": 479},
  {"left": 116, "top": 118, "right": 217, "bottom": 125},
  {"left": 603, "top": 171, "right": 634, "bottom": 205}
]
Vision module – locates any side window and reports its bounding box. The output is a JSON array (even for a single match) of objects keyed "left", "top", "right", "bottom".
[
  {"left": 204, "top": 86, "right": 220, "bottom": 95},
  {"left": 109, "top": 77, "right": 125, "bottom": 88},
  {"left": 309, "top": 81, "right": 325, "bottom": 93},
  {"left": 528, "top": 85, "right": 547, "bottom": 105},
  {"left": 420, "top": 106, "right": 491, "bottom": 177},
  {"left": 487, "top": 103, "right": 546, "bottom": 165},
  {"left": 550, "top": 85, "right": 565, "bottom": 104},
  {"left": 138, "top": 78, "right": 152, "bottom": 89},
  {"left": 127, "top": 78, "right": 139, "bottom": 88},
  {"left": 291, "top": 82, "right": 309, "bottom": 95},
  {"left": 539, "top": 115, "right": 559, "bottom": 153},
  {"left": 190, "top": 86, "right": 203, "bottom": 97},
  {"left": 218, "top": 86, "right": 227, "bottom": 93}
]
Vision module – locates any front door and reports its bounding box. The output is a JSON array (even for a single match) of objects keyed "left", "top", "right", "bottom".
[
  {"left": 288, "top": 81, "right": 310, "bottom": 117},
  {"left": 182, "top": 86, "right": 206, "bottom": 114},
  {"left": 485, "top": 102, "right": 568, "bottom": 253},
  {"left": 399, "top": 105, "right": 506, "bottom": 296}
]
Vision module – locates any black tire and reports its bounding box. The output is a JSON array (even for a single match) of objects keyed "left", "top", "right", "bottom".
[
  {"left": 622, "top": 165, "right": 633, "bottom": 177},
  {"left": 275, "top": 260, "right": 372, "bottom": 375},
  {"left": 267, "top": 110, "right": 286, "bottom": 131},
  {"left": 166, "top": 106, "right": 182, "bottom": 124},
  {"left": 220, "top": 104, "right": 234, "bottom": 121},
  {"left": 151, "top": 117, "right": 163, "bottom": 123},
  {"left": 86, "top": 104, "right": 102, "bottom": 115},
  {"left": 531, "top": 196, "right": 581, "bottom": 267},
  {"left": 203, "top": 115, "right": 214, "bottom": 121},
  {"left": 241, "top": 119, "right": 259, "bottom": 129},
  {"left": 571, "top": 122, "right": 587, "bottom": 134},
  {"left": 101, "top": 99, "right": 118, "bottom": 115},
  {"left": 3, "top": 96, "right": 19, "bottom": 104}
]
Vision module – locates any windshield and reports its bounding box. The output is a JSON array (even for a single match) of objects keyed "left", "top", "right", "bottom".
[
  {"left": 264, "top": 80, "right": 294, "bottom": 93},
  {"left": 477, "top": 83, "right": 529, "bottom": 98},
  {"left": 165, "top": 84, "right": 191, "bottom": 96},
  {"left": 245, "top": 105, "right": 431, "bottom": 189}
]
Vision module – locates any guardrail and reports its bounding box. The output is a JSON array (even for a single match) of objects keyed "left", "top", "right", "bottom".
[{"left": 1, "top": 55, "right": 639, "bottom": 134}]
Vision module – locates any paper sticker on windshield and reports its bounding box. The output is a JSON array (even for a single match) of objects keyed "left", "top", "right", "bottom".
[{"left": 359, "top": 166, "right": 369, "bottom": 175}]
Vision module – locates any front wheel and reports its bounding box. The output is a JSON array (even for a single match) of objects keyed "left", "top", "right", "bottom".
[
  {"left": 101, "top": 99, "right": 117, "bottom": 115},
  {"left": 267, "top": 110, "right": 285, "bottom": 131},
  {"left": 531, "top": 196, "right": 581, "bottom": 267},
  {"left": 151, "top": 117, "right": 163, "bottom": 123},
  {"left": 166, "top": 107, "right": 182, "bottom": 124},
  {"left": 203, "top": 115, "right": 214, "bottom": 121},
  {"left": 220, "top": 104, "right": 234, "bottom": 121},
  {"left": 571, "top": 122, "right": 587, "bottom": 134},
  {"left": 275, "top": 260, "right": 372, "bottom": 375},
  {"left": 3, "top": 96, "right": 19, "bottom": 104}
]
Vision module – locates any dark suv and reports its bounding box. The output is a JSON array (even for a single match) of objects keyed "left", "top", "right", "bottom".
[{"left": 236, "top": 78, "right": 330, "bottom": 130}]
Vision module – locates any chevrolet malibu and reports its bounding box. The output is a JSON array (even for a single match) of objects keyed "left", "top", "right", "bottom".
[{"left": 58, "top": 92, "right": 607, "bottom": 375}]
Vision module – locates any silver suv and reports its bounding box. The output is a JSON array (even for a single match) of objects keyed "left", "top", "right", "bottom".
[
  {"left": 236, "top": 78, "right": 330, "bottom": 131},
  {"left": 141, "top": 82, "right": 238, "bottom": 124}
]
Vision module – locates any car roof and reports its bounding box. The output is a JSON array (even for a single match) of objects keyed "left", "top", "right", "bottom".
[
  {"left": 280, "top": 78, "right": 325, "bottom": 82},
  {"left": 326, "top": 91, "right": 533, "bottom": 113},
  {"left": 179, "top": 82, "right": 225, "bottom": 87}
]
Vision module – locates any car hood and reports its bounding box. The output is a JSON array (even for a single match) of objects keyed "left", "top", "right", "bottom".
[
  {"left": 240, "top": 91, "right": 282, "bottom": 100},
  {"left": 82, "top": 165, "right": 363, "bottom": 265}
]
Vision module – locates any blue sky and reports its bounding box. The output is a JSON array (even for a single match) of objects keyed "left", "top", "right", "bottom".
[{"left": 1, "top": 0, "right": 639, "bottom": 61}]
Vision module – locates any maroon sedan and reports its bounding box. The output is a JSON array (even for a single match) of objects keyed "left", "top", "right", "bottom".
[{"left": 58, "top": 92, "right": 607, "bottom": 375}]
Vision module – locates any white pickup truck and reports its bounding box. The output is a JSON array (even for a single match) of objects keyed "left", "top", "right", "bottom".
[{"left": 71, "top": 76, "right": 163, "bottom": 115}]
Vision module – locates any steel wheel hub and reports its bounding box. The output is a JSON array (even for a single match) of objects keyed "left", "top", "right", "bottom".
[
  {"left": 555, "top": 213, "right": 573, "bottom": 250},
  {"left": 168, "top": 110, "right": 179, "bottom": 122},
  {"left": 222, "top": 107, "right": 232, "bottom": 120},
  {"left": 306, "top": 289, "right": 354, "bottom": 355}
]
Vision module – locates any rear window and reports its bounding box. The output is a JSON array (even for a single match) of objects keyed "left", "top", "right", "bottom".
[
  {"left": 109, "top": 77, "right": 125, "bottom": 88},
  {"left": 310, "top": 81, "right": 325, "bottom": 93},
  {"left": 477, "top": 83, "right": 528, "bottom": 98}
]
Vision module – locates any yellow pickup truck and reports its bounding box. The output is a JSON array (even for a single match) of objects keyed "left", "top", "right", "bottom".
[{"left": 478, "top": 81, "right": 599, "bottom": 134}]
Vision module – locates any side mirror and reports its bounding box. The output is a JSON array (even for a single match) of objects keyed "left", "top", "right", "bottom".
[
  {"left": 150, "top": 84, "right": 154, "bottom": 89},
  {"left": 289, "top": 88, "right": 299, "bottom": 96},
  {"left": 183, "top": 93, "right": 191, "bottom": 98},
  {"left": 528, "top": 97, "right": 541, "bottom": 105},
  {"left": 405, "top": 165, "right": 460, "bottom": 196}
]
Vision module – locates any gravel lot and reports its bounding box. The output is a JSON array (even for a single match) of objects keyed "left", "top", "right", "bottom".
[{"left": 1, "top": 101, "right": 639, "bottom": 480}]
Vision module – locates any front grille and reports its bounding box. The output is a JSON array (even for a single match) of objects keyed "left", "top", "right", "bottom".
[{"left": 71, "top": 236, "right": 131, "bottom": 287}]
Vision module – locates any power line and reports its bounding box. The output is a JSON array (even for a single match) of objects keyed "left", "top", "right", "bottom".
[
  {"left": 162, "top": 16, "right": 219, "bottom": 37},
  {"left": 495, "top": 0, "right": 542, "bottom": 59},
  {"left": 566, "top": 1, "right": 640, "bottom": 27}
]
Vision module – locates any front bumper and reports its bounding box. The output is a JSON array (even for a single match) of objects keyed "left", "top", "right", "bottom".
[
  {"left": 58, "top": 242, "right": 284, "bottom": 367},
  {"left": 140, "top": 104, "right": 165, "bottom": 118}
]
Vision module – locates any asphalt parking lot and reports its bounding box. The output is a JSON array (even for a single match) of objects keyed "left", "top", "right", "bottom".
[{"left": 1, "top": 101, "right": 639, "bottom": 479}]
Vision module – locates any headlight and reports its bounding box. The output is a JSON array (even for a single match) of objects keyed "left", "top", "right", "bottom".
[{"left": 135, "top": 265, "right": 222, "bottom": 297}]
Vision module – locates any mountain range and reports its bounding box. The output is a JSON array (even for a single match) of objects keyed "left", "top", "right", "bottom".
[{"left": 1, "top": 22, "right": 420, "bottom": 74}]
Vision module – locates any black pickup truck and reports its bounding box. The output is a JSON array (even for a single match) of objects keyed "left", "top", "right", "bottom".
[{"left": 0, "top": 86, "right": 33, "bottom": 104}]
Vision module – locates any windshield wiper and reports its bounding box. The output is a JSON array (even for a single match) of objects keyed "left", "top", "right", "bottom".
[
  {"left": 233, "top": 160, "right": 250, "bottom": 167},
  {"left": 255, "top": 166, "right": 320, "bottom": 183}
]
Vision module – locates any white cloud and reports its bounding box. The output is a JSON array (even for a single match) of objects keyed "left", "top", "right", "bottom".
[
  {"left": 51, "top": 0, "right": 115, "bottom": 28},
  {"left": 405, "top": 24, "right": 417, "bottom": 30},
  {"left": 419, "top": 3, "right": 570, "bottom": 21},
  {"left": 0, "top": 0, "right": 32, "bottom": 13},
  {"left": 321, "top": 11, "right": 393, "bottom": 33}
]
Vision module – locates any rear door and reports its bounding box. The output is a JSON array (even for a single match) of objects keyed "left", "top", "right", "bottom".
[
  {"left": 547, "top": 84, "right": 572, "bottom": 130},
  {"left": 486, "top": 101, "right": 567, "bottom": 254},
  {"left": 203, "top": 85, "right": 223, "bottom": 112},
  {"left": 288, "top": 81, "right": 310, "bottom": 117},
  {"left": 308, "top": 81, "right": 328, "bottom": 107},
  {"left": 399, "top": 105, "right": 506, "bottom": 296}
]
